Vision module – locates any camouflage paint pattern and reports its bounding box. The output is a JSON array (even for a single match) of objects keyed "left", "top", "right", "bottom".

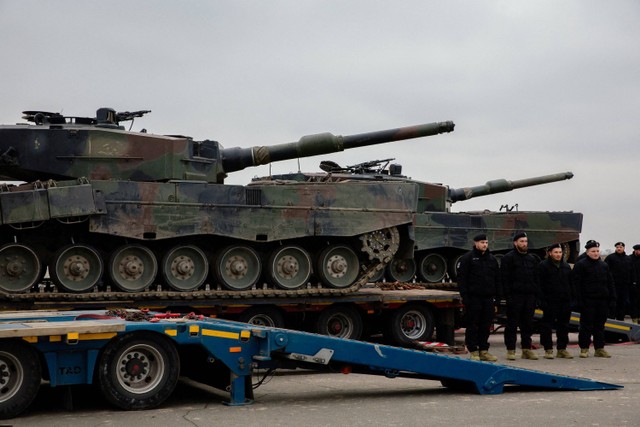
[{"left": 0, "top": 108, "right": 453, "bottom": 296}]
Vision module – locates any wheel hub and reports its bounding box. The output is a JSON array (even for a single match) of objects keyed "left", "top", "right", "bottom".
[
  {"left": 121, "top": 353, "right": 149, "bottom": 383},
  {"left": 0, "top": 360, "right": 12, "bottom": 386},
  {"left": 171, "top": 256, "right": 194, "bottom": 279},
  {"left": 63, "top": 255, "right": 90, "bottom": 280},
  {"left": 277, "top": 255, "right": 299, "bottom": 278},
  {"left": 227, "top": 256, "right": 247, "bottom": 278},
  {"left": 121, "top": 256, "right": 144, "bottom": 280},
  {"left": 327, "top": 255, "right": 347, "bottom": 278},
  {"left": 5, "top": 257, "right": 26, "bottom": 277}
]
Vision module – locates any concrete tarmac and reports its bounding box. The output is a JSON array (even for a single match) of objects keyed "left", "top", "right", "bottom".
[{"left": 7, "top": 330, "right": 639, "bottom": 427}]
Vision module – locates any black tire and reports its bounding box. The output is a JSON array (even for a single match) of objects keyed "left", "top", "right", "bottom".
[
  {"left": 0, "top": 340, "right": 42, "bottom": 420},
  {"left": 384, "top": 304, "right": 435, "bottom": 346},
  {"left": 97, "top": 333, "right": 180, "bottom": 410},
  {"left": 315, "top": 305, "right": 363, "bottom": 340},
  {"left": 238, "top": 306, "right": 285, "bottom": 328}
]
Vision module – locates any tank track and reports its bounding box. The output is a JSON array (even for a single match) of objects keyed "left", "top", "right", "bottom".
[{"left": 0, "top": 257, "right": 391, "bottom": 304}]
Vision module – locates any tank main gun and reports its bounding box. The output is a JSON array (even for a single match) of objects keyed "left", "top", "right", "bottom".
[
  {"left": 221, "top": 121, "right": 455, "bottom": 173},
  {"left": 448, "top": 172, "right": 574, "bottom": 203}
]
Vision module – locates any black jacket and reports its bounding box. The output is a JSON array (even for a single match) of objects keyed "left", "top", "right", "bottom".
[
  {"left": 500, "top": 249, "right": 539, "bottom": 296},
  {"left": 457, "top": 247, "right": 501, "bottom": 299},
  {"left": 572, "top": 256, "right": 616, "bottom": 302},
  {"left": 537, "top": 258, "right": 572, "bottom": 303},
  {"left": 605, "top": 252, "right": 632, "bottom": 288},
  {"left": 630, "top": 253, "right": 640, "bottom": 286}
]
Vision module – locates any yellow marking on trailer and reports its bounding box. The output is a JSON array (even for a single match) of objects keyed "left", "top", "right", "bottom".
[
  {"left": 66, "top": 332, "right": 79, "bottom": 344},
  {"left": 229, "top": 347, "right": 242, "bottom": 353},
  {"left": 80, "top": 332, "right": 117, "bottom": 340},
  {"left": 202, "top": 329, "right": 240, "bottom": 340},
  {"left": 189, "top": 325, "right": 200, "bottom": 336},
  {"left": 604, "top": 322, "right": 631, "bottom": 331},
  {"left": 240, "top": 330, "right": 251, "bottom": 339},
  {"left": 22, "top": 336, "right": 37, "bottom": 343},
  {"left": 164, "top": 329, "right": 178, "bottom": 337},
  {"left": 50, "top": 335, "right": 62, "bottom": 342}
]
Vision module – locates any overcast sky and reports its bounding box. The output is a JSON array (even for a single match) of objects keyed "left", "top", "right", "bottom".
[{"left": 1, "top": 1, "right": 638, "bottom": 253}]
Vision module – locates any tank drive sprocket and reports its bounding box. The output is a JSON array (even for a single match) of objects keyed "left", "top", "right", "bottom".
[{"left": 359, "top": 227, "right": 400, "bottom": 262}]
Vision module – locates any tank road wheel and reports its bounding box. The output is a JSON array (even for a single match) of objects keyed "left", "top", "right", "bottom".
[
  {"left": 214, "top": 245, "right": 262, "bottom": 290},
  {"left": 97, "top": 333, "right": 180, "bottom": 410},
  {"left": 161, "top": 245, "right": 209, "bottom": 291},
  {"left": 384, "top": 304, "right": 434, "bottom": 346},
  {"left": 0, "top": 340, "right": 42, "bottom": 419},
  {"left": 268, "top": 246, "right": 312, "bottom": 290},
  {"left": 385, "top": 258, "right": 417, "bottom": 282},
  {"left": 315, "top": 305, "right": 363, "bottom": 340},
  {"left": 0, "top": 243, "right": 43, "bottom": 293},
  {"left": 51, "top": 244, "right": 103, "bottom": 292},
  {"left": 109, "top": 245, "right": 158, "bottom": 292},
  {"left": 316, "top": 245, "right": 360, "bottom": 288},
  {"left": 448, "top": 254, "right": 464, "bottom": 281},
  {"left": 368, "top": 266, "right": 385, "bottom": 283},
  {"left": 238, "top": 306, "right": 285, "bottom": 328},
  {"left": 417, "top": 253, "right": 447, "bottom": 283}
]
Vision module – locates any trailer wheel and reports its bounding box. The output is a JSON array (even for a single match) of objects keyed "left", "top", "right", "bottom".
[
  {"left": 98, "top": 333, "right": 180, "bottom": 410},
  {"left": 238, "top": 306, "right": 285, "bottom": 328},
  {"left": 0, "top": 340, "right": 41, "bottom": 420},
  {"left": 315, "top": 306, "right": 363, "bottom": 340},
  {"left": 385, "top": 304, "right": 434, "bottom": 346}
]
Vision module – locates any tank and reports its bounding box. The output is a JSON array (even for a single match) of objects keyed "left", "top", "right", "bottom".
[
  {"left": 256, "top": 159, "right": 583, "bottom": 283},
  {"left": 0, "top": 108, "right": 454, "bottom": 297}
]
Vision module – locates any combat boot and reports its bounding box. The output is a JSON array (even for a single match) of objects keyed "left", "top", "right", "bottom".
[
  {"left": 579, "top": 348, "right": 589, "bottom": 358},
  {"left": 543, "top": 349, "right": 555, "bottom": 359},
  {"left": 470, "top": 351, "right": 480, "bottom": 361},
  {"left": 594, "top": 348, "right": 612, "bottom": 358},
  {"left": 521, "top": 349, "right": 539, "bottom": 360},
  {"left": 479, "top": 350, "right": 497, "bottom": 362},
  {"left": 556, "top": 349, "right": 574, "bottom": 359},
  {"left": 506, "top": 350, "right": 516, "bottom": 361}
]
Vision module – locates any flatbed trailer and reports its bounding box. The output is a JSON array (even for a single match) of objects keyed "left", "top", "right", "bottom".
[
  {"left": 532, "top": 309, "right": 640, "bottom": 342},
  {"left": 0, "top": 284, "right": 461, "bottom": 346},
  {"left": 0, "top": 309, "right": 621, "bottom": 420}
]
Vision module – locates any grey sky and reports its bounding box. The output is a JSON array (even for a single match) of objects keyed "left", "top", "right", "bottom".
[{"left": 1, "top": 1, "right": 638, "bottom": 253}]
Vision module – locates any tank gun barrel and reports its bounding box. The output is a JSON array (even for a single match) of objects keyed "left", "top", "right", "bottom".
[
  {"left": 221, "top": 121, "right": 454, "bottom": 173},
  {"left": 448, "top": 172, "right": 574, "bottom": 203}
]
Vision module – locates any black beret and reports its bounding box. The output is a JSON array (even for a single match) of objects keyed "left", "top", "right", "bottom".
[
  {"left": 473, "top": 233, "right": 487, "bottom": 242},
  {"left": 614, "top": 242, "right": 625, "bottom": 247},
  {"left": 513, "top": 232, "right": 527, "bottom": 241},
  {"left": 585, "top": 240, "right": 600, "bottom": 250},
  {"left": 547, "top": 243, "right": 562, "bottom": 251},
  {"left": 633, "top": 244, "right": 640, "bottom": 251}
]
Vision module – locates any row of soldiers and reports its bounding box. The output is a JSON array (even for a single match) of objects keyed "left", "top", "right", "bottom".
[{"left": 457, "top": 233, "right": 640, "bottom": 362}]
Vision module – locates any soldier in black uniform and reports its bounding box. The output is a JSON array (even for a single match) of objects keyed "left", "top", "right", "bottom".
[
  {"left": 605, "top": 242, "right": 632, "bottom": 321},
  {"left": 572, "top": 240, "right": 616, "bottom": 358},
  {"left": 501, "top": 232, "right": 540, "bottom": 360},
  {"left": 537, "top": 243, "right": 574, "bottom": 359},
  {"left": 457, "top": 233, "right": 500, "bottom": 362},
  {"left": 629, "top": 244, "right": 640, "bottom": 324}
]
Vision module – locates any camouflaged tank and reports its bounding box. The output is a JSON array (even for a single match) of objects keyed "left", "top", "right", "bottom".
[
  {"left": 256, "top": 159, "right": 582, "bottom": 283},
  {"left": 0, "top": 108, "right": 454, "bottom": 298}
]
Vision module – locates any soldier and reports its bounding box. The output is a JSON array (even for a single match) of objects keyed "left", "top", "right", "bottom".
[
  {"left": 501, "top": 232, "right": 540, "bottom": 360},
  {"left": 537, "top": 244, "right": 573, "bottom": 359},
  {"left": 457, "top": 233, "right": 500, "bottom": 362},
  {"left": 629, "top": 244, "right": 640, "bottom": 324},
  {"left": 572, "top": 240, "right": 616, "bottom": 358},
  {"left": 605, "top": 242, "right": 632, "bottom": 321}
]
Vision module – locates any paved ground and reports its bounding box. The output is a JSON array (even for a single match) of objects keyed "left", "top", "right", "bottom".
[{"left": 7, "top": 329, "right": 639, "bottom": 426}]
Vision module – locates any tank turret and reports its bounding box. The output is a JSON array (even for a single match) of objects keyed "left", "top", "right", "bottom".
[
  {"left": 448, "top": 172, "right": 574, "bottom": 203},
  {"left": 0, "top": 108, "right": 454, "bottom": 183}
]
